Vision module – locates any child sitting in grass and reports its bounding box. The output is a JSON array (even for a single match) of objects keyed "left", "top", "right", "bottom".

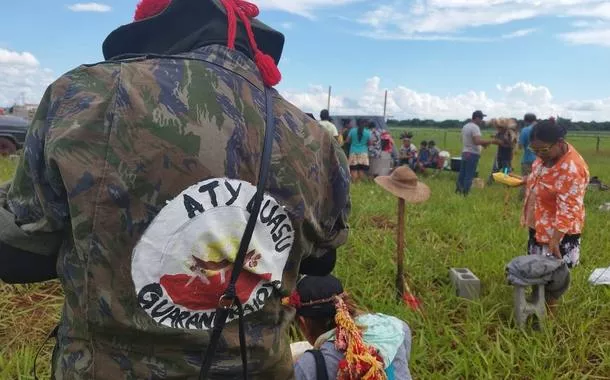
[{"left": 399, "top": 136, "right": 418, "bottom": 169}]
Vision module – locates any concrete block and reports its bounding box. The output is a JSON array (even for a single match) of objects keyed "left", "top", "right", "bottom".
[
  {"left": 449, "top": 268, "right": 481, "bottom": 300},
  {"left": 512, "top": 284, "right": 546, "bottom": 329}
]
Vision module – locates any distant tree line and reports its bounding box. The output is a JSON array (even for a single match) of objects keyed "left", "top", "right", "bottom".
[{"left": 387, "top": 117, "right": 610, "bottom": 131}]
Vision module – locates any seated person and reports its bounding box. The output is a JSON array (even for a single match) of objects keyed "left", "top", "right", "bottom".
[
  {"left": 427, "top": 140, "right": 443, "bottom": 169},
  {"left": 399, "top": 136, "right": 418, "bottom": 168},
  {"left": 414, "top": 140, "right": 430, "bottom": 173},
  {"left": 286, "top": 275, "right": 412, "bottom": 380}
]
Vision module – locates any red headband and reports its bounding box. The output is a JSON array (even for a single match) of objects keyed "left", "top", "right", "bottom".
[{"left": 134, "top": 0, "right": 281, "bottom": 87}]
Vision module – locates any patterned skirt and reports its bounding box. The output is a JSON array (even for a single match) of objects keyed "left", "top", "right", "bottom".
[
  {"left": 528, "top": 228, "right": 581, "bottom": 269},
  {"left": 349, "top": 153, "right": 370, "bottom": 168}
]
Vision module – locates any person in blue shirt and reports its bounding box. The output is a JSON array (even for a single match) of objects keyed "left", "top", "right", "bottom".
[
  {"left": 414, "top": 140, "right": 430, "bottom": 173},
  {"left": 346, "top": 118, "right": 373, "bottom": 183},
  {"left": 518, "top": 113, "right": 537, "bottom": 199}
]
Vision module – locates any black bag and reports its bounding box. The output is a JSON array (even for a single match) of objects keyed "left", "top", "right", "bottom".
[{"left": 0, "top": 243, "right": 58, "bottom": 284}]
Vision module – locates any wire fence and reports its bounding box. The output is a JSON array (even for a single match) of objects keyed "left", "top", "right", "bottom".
[{"left": 388, "top": 128, "right": 609, "bottom": 155}]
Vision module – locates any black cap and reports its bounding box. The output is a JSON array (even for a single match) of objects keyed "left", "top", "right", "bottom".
[
  {"left": 472, "top": 110, "right": 487, "bottom": 119},
  {"left": 296, "top": 275, "right": 343, "bottom": 318}
]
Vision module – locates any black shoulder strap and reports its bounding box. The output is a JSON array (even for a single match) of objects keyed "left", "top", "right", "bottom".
[
  {"left": 199, "top": 87, "right": 276, "bottom": 380},
  {"left": 32, "top": 324, "right": 59, "bottom": 380},
  {"left": 306, "top": 349, "right": 329, "bottom": 380}
]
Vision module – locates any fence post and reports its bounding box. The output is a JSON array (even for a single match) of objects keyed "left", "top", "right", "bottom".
[{"left": 597, "top": 136, "right": 601, "bottom": 153}]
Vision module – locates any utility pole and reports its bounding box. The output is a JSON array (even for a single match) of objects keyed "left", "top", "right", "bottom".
[
  {"left": 327, "top": 86, "right": 332, "bottom": 112},
  {"left": 383, "top": 90, "right": 388, "bottom": 120}
]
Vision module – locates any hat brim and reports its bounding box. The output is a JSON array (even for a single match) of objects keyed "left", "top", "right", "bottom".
[
  {"left": 102, "top": 0, "right": 284, "bottom": 63},
  {"left": 374, "top": 175, "right": 431, "bottom": 203}
]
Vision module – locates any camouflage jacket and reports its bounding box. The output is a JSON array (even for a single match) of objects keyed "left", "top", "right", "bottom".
[{"left": 0, "top": 44, "right": 350, "bottom": 379}]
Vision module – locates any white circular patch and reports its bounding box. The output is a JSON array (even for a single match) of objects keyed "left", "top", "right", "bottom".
[{"left": 131, "top": 178, "right": 294, "bottom": 330}]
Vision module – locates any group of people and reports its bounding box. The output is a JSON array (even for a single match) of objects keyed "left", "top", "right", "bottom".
[
  {"left": 318, "top": 110, "right": 397, "bottom": 183},
  {"left": 457, "top": 110, "right": 590, "bottom": 312},
  {"left": 398, "top": 134, "right": 445, "bottom": 173},
  {"left": 319, "top": 110, "right": 449, "bottom": 183},
  {"left": 0, "top": 0, "right": 593, "bottom": 379},
  {"left": 456, "top": 110, "right": 537, "bottom": 196}
]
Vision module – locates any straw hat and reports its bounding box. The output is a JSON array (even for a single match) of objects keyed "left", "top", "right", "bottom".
[
  {"left": 490, "top": 117, "right": 518, "bottom": 130},
  {"left": 374, "top": 166, "right": 431, "bottom": 203}
]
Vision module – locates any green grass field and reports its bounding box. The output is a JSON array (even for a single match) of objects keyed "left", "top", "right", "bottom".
[{"left": 1, "top": 129, "right": 610, "bottom": 379}]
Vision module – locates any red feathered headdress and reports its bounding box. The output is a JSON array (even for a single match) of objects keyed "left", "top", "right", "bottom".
[{"left": 133, "top": 0, "right": 281, "bottom": 87}]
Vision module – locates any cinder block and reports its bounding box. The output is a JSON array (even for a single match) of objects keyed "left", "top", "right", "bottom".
[
  {"left": 449, "top": 268, "right": 481, "bottom": 300},
  {"left": 512, "top": 284, "right": 546, "bottom": 329}
]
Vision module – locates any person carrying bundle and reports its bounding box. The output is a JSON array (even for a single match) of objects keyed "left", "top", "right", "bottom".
[{"left": 488, "top": 117, "right": 518, "bottom": 184}]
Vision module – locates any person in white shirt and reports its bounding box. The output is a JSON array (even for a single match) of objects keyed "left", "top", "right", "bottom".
[
  {"left": 456, "top": 110, "right": 492, "bottom": 195},
  {"left": 319, "top": 109, "right": 339, "bottom": 140}
]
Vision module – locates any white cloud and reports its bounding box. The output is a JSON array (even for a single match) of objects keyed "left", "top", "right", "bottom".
[
  {"left": 497, "top": 82, "right": 553, "bottom": 105},
  {"left": 571, "top": 20, "right": 606, "bottom": 28},
  {"left": 0, "top": 49, "right": 54, "bottom": 107},
  {"left": 502, "top": 28, "right": 537, "bottom": 39},
  {"left": 560, "top": 17, "right": 610, "bottom": 46},
  {"left": 0, "top": 48, "right": 39, "bottom": 67},
  {"left": 67, "top": 3, "right": 111, "bottom": 13},
  {"left": 565, "top": 2, "right": 610, "bottom": 19},
  {"left": 560, "top": 27, "right": 610, "bottom": 46},
  {"left": 354, "top": 0, "right": 610, "bottom": 45},
  {"left": 254, "top": 0, "right": 363, "bottom": 18},
  {"left": 279, "top": 77, "right": 609, "bottom": 121},
  {"left": 280, "top": 22, "right": 294, "bottom": 30}
]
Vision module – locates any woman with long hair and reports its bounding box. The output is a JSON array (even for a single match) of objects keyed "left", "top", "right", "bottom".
[
  {"left": 341, "top": 119, "right": 353, "bottom": 158},
  {"left": 521, "top": 119, "right": 590, "bottom": 312},
  {"left": 285, "top": 275, "right": 412, "bottom": 380},
  {"left": 346, "top": 119, "right": 373, "bottom": 182}
]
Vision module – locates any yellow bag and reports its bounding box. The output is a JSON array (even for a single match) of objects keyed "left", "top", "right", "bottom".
[{"left": 492, "top": 172, "right": 524, "bottom": 187}]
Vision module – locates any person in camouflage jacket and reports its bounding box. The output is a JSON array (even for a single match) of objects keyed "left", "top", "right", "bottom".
[{"left": 0, "top": 0, "right": 351, "bottom": 378}]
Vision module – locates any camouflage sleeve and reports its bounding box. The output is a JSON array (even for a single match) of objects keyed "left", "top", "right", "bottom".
[
  {"left": 309, "top": 123, "right": 351, "bottom": 259},
  {"left": 0, "top": 85, "right": 68, "bottom": 255}
]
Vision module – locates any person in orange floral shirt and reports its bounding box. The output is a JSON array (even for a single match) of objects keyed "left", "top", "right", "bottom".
[{"left": 521, "top": 119, "right": 590, "bottom": 309}]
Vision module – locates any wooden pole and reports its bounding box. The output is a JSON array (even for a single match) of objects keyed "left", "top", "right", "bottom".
[
  {"left": 597, "top": 136, "right": 601, "bottom": 153},
  {"left": 327, "top": 86, "right": 332, "bottom": 112},
  {"left": 383, "top": 90, "right": 388, "bottom": 120},
  {"left": 396, "top": 198, "right": 406, "bottom": 300}
]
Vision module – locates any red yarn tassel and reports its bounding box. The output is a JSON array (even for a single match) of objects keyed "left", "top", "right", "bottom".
[
  {"left": 402, "top": 293, "right": 422, "bottom": 310},
  {"left": 134, "top": 0, "right": 283, "bottom": 87},
  {"left": 134, "top": 0, "right": 171, "bottom": 21},
  {"left": 255, "top": 51, "right": 282, "bottom": 87}
]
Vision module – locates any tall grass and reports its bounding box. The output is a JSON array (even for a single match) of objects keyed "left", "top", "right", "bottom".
[{"left": 1, "top": 129, "right": 609, "bottom": 379}]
